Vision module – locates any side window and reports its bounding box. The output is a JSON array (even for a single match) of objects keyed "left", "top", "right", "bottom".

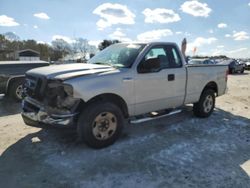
[
  {"left": 145, "top": 48, "right": 166, "bottom": 60},
  {"left": 138, "top": 47, "right": 170, "bottom": 73},
  {"left": 167, "top": 46, "right": 182, "bottom": 68},
  {"left": 204, "top": 60, "right": 209, "bottom": 64}
]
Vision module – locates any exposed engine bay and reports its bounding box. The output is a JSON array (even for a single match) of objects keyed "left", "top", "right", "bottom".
[{"left": 22, "top": 76, "right": 81, "bottom": 127}]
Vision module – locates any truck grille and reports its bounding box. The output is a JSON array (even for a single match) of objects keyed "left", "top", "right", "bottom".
[{"left": 26, "top": 75, "right": 36, "bottom": 89}]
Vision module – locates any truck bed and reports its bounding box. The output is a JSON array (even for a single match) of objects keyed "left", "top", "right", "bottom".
[{"left": 184, "top": 64, "right": 228, "bottom": 104}]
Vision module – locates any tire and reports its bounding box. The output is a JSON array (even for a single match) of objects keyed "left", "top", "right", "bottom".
[
  {"left": 8, "top": 79, "right": 24, "bottom": 101},
  {"left": 77, "top": 101, "right": 124, "bottom": 148},
  {"left": 241, "top": 69, "right": 244, "bottom": 73},
  {"left": 193, "top": 89, "right": 215, "bottom": 118}
]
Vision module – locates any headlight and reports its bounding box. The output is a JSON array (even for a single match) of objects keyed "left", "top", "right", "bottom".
[
  {"left": 46, "top": 80, "right": 77, "bottom": 109},
  {"left": 63, "top": 84, "right": 73, "bottom": 96},
  {"left": 47, "top": 81, "right": 73, "bottom": 97}
]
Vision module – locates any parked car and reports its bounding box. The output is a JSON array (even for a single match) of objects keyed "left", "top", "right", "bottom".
[
  {"left": 237, "top": 60, "right": 246, "bottom": 68},
  {"left": 0, "top": 61, "right": 49, "bottom": 100},
  {"left": 228, "top": 60, "right": 245, "bottom": 74},
  {"left": 245, "top": 62, "right": 250, "bottom": 70},
  {"left": 21, "top": 42, "right": 228, "bottom": 148},
  {"left": 188, "top": 59, "right": 217, "bottom": 65}
]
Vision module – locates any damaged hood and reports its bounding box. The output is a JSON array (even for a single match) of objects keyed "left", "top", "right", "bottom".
[{"left": 26, "top": 63, "right": 115, "bottom": 80}]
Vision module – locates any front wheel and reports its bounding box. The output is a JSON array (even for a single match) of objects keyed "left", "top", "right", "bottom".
[
  {"left": 77, "top": 101, "right": 124, "bottom": 148},
  {"left": 193, "top": 89, "right": 215, "bottom": 118}
]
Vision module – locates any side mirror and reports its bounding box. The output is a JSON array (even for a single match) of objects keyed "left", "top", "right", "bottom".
[{"left": 138, "top": 57, "right": 160, "bottom": 73}]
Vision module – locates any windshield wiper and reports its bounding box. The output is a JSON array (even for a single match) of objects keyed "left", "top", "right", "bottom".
[
  {"left": 94, "top": 62, "right": 106, "bottom": 65},
  {"left": 94, "top": 62, "right": 117, "bottom": 68}
]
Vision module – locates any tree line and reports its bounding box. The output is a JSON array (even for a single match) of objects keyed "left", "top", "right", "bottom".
[
  {"left": 0, "top": 34, "right": 120, "bottom": 62},
  {"left": 0, "top": 34, "right": 61, "bottom": 61}
]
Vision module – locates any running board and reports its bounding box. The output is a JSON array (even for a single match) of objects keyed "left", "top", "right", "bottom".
[{"left": 130, "top": 109, "right": 182, "bottom": 124}]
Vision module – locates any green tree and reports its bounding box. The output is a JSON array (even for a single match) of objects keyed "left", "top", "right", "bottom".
[
  {"left": 98, "top": 39, "right": 120, "bottom": 51},
  {"left": 0, "top": 34, "right": 10, "bottom": 60}
]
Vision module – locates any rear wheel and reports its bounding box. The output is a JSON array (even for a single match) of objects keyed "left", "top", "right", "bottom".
[
  {"left": 8, "top": 80, "right": 24, "bottom": 101},
  {"left": 193, "top": 89, "right": 215, "bottom": 118},
  {"left": 77, "top": 101, "right": 124, "bottom": 148},
  {"left": 241, "top": 69, "right": 244, "bottom": 73}
]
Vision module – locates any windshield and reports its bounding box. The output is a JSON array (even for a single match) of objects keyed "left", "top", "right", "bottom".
[{"left": 88, "top": 43, "right": 145, "bottom": 68}]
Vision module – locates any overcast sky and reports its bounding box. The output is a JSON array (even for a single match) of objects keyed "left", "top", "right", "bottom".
[{"left": 0, "top": 0, "right": 250, "bottom": 58}]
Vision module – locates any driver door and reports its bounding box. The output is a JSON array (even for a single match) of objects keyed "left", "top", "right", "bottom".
[
  {"left": 134, "top": 46, "right": 171, "bottom": 115},
  {"left": 134, "top": 45, "right": 186, "bottom": 115}
]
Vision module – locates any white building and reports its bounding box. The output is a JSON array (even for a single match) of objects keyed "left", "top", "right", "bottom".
[{"left": 17, "top": 49, "right": 40, "bottom": 61}]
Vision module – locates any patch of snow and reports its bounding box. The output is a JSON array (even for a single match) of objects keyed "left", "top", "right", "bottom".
[
  {"left": 150, "top": 143, "right": 199, "bottom": 166},
  {"left": 207, "top": 142, "right": 237, "bottom": 153},
  {"left": 31, "top": 137, "right": 41, "bottom": 143},
  {"left": 231, "top": 120, "right": 249, "bottom": 127},
  {"left": 77, "top": 173, "right": 162, "bottom": 188}
]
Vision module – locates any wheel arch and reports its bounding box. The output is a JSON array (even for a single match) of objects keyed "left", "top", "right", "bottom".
[
  {"left": 201, "top": 81, "right": 218, "bottom": 97},
  {"left": 83, "top": 93, "right": 129, "bottom": 118},
  {"left": 6, "top": 76, "right": 25, "bottom": 94}
]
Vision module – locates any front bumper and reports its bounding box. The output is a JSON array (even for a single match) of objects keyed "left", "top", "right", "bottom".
[{"left": 21, "top": 97, "right": 77, "bottom": 128}]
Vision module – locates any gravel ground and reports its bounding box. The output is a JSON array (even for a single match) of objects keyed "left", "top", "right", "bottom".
[{"left": 0, "top": 72, "right": 249, "bottom": 188}]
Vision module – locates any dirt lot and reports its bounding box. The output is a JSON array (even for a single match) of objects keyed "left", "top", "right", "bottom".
[{"left": 0, "top": 72, "right": 249, "bottom": 188}]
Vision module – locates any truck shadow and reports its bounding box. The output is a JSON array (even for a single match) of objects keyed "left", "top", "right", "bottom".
[
  {"left": 0, "top": 107, "right": 249, "bottom": 187},
  {"left": 0, "top": 96, "right": 21, "bottom": 117},
  {"left": 229, "top": 72, "right": 249, "bottom": 76}
]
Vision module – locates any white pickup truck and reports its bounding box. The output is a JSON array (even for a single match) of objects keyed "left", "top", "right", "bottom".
[{"left": 22, "top": 42, "right": 228, "bottom": 148}]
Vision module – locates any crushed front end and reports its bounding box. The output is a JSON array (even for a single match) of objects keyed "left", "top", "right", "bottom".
[{"left": 21, "top": 75, "right": 81, "bottom": 128}]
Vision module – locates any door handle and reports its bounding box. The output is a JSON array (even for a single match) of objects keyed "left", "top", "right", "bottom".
[{"left": 168, "top": 74, "right": 175, "bottom": 81}]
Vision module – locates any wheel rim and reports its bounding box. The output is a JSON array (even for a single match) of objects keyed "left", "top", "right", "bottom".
[
  {"left": 92, "top": 112, "right": 117, "bottom": 140},
  {"left": 15, "top": 85, "right": 23, "bottom": 99},
  {"left": 203, "top": 95, "right": 213, "bottom": 113}
]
